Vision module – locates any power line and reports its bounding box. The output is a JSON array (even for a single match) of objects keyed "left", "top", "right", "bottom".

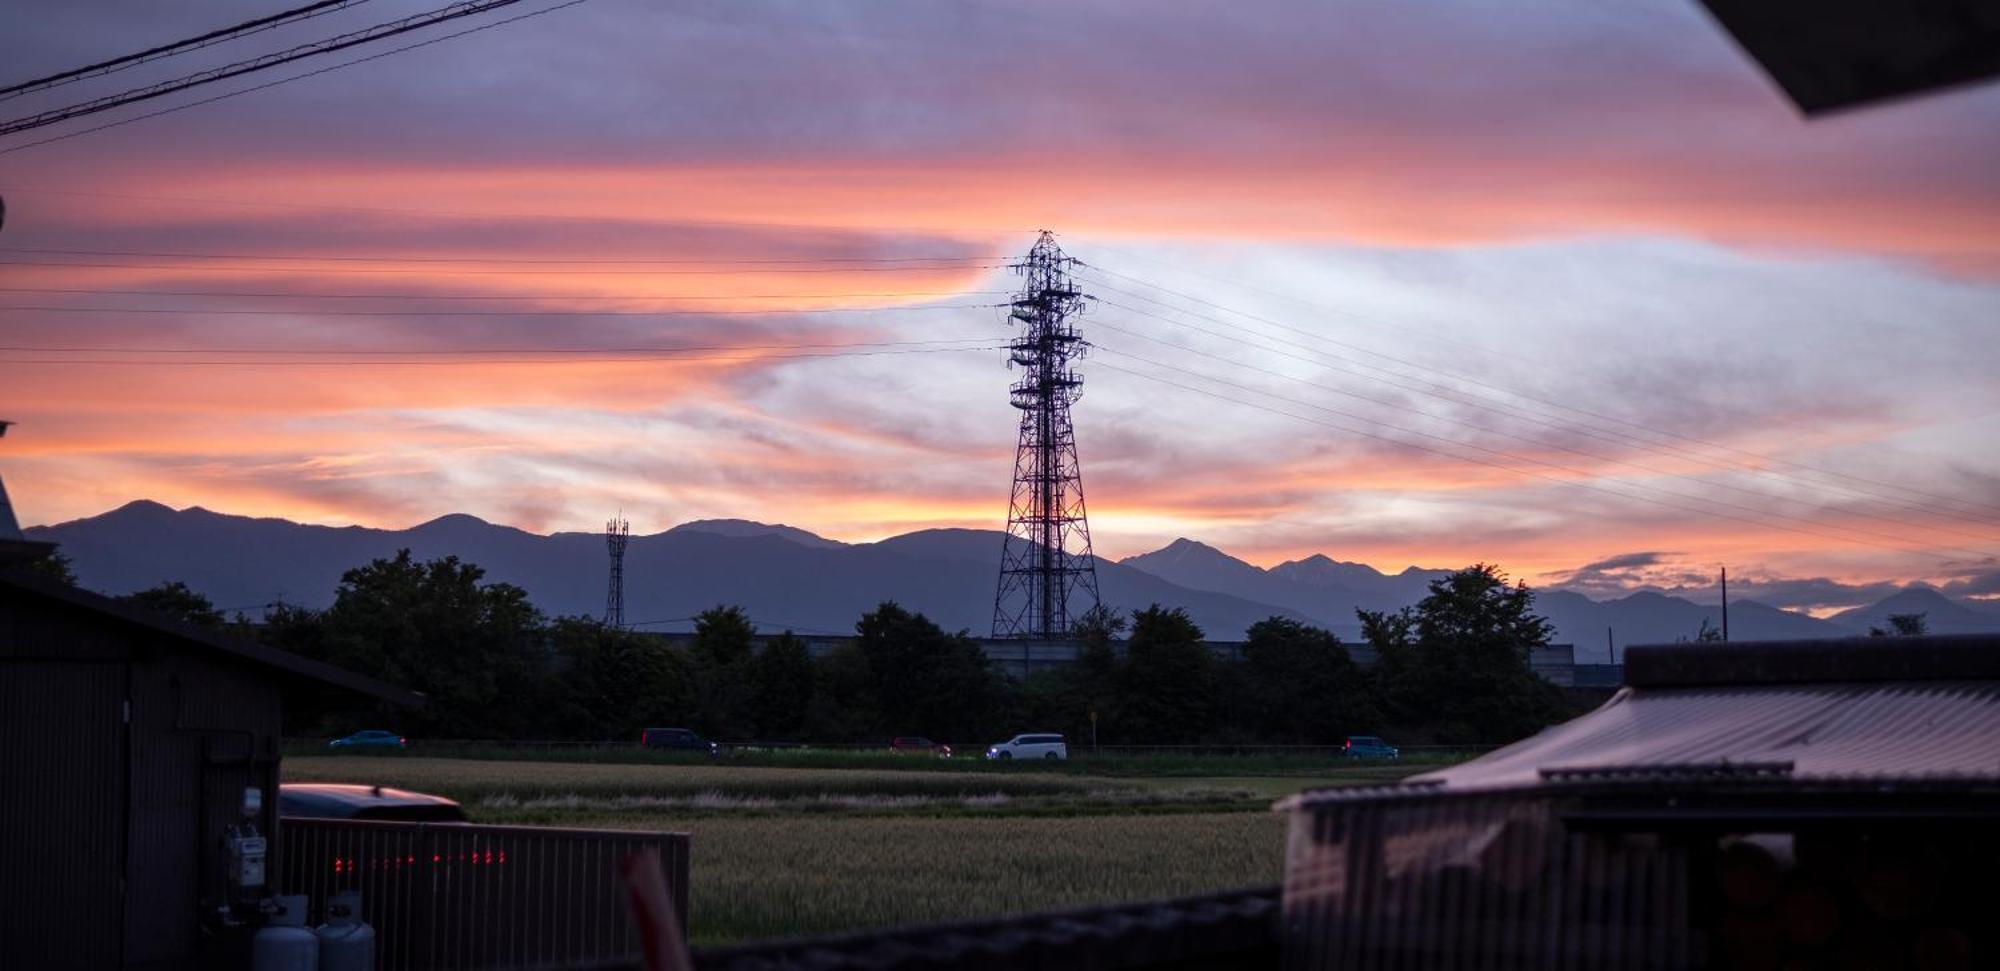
[
  {"left": 0, "top": 0, "right": 591, "bottom": 156},
  {"left": 0, "top": 1, "right": 378, "bottom": 102},
  {"left": 0, "top": 0, "right": 535, "bottom": 138},
  {"left": 0, "top": 336, "right": 999, "bottom": 356},
  {"left": 0, "top": 247, "right": 1005, "bottom": 266},
  {"left": 0, "top": 341, "right": 1007, "bottom": 368},
  {"left": 0, "top": 258, "right": 1005, "bottom": 277},
  {"left": 1078, "top": 266, "right": 2000, "bottom": 523},
  {"left": 1089, "top": 294, "right": 2000, "bottom": 538},
  {"left": 1091, "top": 356, "right": 1982, "bottom": 564},
  {"left": 0, "top": 286, "right": 1004, "bottom": 303},
  {"left": 0, "top": 185, "right": 1034, "bottom": 237},
  {"left": 0, "top": 300, "right": 1003, "bottom": 316}
]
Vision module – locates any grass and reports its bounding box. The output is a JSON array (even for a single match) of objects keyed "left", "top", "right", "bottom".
[
  {"left": 600, "top": 811, "right": 1288, "bottom": 945},
  {"left": 282, "top": 753, "right": 1428, "bottom": 944}
]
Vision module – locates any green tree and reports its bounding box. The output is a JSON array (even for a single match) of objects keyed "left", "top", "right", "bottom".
[
  {"left": 1357, "top": 564, "right": 1567, "bottom": 744},
  {"left": 1241, "top": 616, "right": 1374, "bottom": 742},
  {"left": 748, "top": 631, "right": 815, "bottom": 739},
  {"left": 1118, "top": 605, "right": 1214, "bottom": 743},
  {"left": 117, "top": 580, "right": 224, "bottom": 628}
]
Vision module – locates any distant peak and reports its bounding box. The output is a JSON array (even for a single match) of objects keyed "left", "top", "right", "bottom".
[
  {"left": 412, "top": 512, "right": 492, "bottom": 530},
  {"left": 669, "top": 518, "right": 843, "bottom": 549},
  {"left": 112, "top": 499, "right": 176, "bottom": 516}
]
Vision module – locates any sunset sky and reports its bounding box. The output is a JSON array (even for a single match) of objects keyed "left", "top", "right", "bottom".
[{"left": 2, "top": 0, "right": 1997, "bottom": 613}]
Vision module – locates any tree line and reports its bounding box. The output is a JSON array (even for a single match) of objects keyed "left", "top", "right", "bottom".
[{"left": 46, "top": 549, "right": 1577, "bottom": 746}]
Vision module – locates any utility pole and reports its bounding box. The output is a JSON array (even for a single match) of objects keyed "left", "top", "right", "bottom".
[
  {"left": 1721, "top": 566, "right": 1730, "bottom": 642},
  {"left": 604, "top": 516, "right": 629, "bottom": 630},
  {"left": 993, "top": 231, "right": 1101, "bottom": 639}
]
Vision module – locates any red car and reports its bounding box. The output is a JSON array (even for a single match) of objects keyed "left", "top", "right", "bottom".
[{"left": 890, "top": 736, "right": 952, "bottom": 758}]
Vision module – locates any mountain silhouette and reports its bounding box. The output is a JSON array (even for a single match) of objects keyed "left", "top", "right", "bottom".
[
  {"left": 26, "top": 503, "right": 1312, "bottom": 639},
  {"left": 25, "top": 502, "right": 1998, "bottom": 648}
]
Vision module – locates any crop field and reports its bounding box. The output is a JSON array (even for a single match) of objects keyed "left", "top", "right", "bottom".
[{"left": 284, "top": 754, "right": 1425, "bottom": 944}]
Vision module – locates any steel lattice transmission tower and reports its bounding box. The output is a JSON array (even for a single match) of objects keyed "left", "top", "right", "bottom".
[
  {"left": 603, "top": 516, "right": 629, "bottom": 629},
  {"left": 993, "top": 231, "right": 1101, "bottom": 639}
]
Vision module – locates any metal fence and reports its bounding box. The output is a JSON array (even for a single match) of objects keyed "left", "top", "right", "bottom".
[{"left": 279, "top": 817, "right": 689, "bottom": 971}]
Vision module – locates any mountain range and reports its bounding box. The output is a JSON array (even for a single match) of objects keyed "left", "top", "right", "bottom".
[{"left": 26, "top": 502, "right": 2000, "bottom": 657}]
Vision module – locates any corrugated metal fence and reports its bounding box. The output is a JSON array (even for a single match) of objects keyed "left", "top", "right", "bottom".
[{"left": 280, "top": 818, "right": 689, "bottom": 971}]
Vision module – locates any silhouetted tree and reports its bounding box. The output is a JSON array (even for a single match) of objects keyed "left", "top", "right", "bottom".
[
  {"left": 1358, "top": 564, "right": 1567, "bottom": 744},
  {"left": 687, "top": 606, "right": 757, "bottom": 737},
  {"left": 1118, "top": 605, "right": 1214, "bottom": 743},
  {"left": 852, "top": 601, "right": 1007, "bottom": 742},
  {"left": 547, "top": 618, "right": 691, "bottom": 739},
  {"left": 1241, "top": 616, "right": 1375, "bottom": 742},
  {"left": 10, "top": 549, "right": 76, "bottom": 585},
  {"left": 748, "top": 631, "right": 815, "bottom": 738},
  {"left": 313, "top": 549, "right": 547, "bottom": 737},
  {"left": 117, "top": 580, "right": 224, "bottom": 628},
  {"left": 1869, "top": 612, "right": 1929, "bottom": 637},
  {"left": 802, "top": 641, "right": 879, "bottom": 741}
]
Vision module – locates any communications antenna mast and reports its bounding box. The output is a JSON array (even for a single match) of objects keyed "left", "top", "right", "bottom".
[
  {"left": 604, "top": 515, "right": 629, "bottom": 629},
  {"left": 993, "top": 231, "right": 1101, "bottom": 638}
]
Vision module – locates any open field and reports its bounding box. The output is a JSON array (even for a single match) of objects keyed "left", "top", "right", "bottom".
[
  {"left": 283, "top": 754, "right": 1423, "bottom": 943},
  {"left": 287, "top": 740, "right": 1480, "bottom": 777}
]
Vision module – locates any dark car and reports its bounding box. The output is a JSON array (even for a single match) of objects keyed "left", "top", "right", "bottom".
[
  {"left": 328, "top": 729, "right": 406, "bottom": 750},
  {"left": 641, "top": 727, "right": 720, "bottom": 754},
  {"left": 278, "top": 783, "right": 468, "bottom": 822},
  {"left": 890, "top": 736, "right": 952, "bottom": 758},
  {"left": 1342, "top": 735, "right": 1400, "bottom": 761}
]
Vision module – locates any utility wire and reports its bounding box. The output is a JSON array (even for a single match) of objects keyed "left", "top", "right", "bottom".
[
  {"left": 0, "top": 286, "right": 1005, "bottom": 305},
  {"left": 1078, "top": 267, "right": 2000, "bottom": 525},
  {"left": 1079, "top": 263, "right": 1999, "bottom": 519},
  {"left": 1089, "top": 294, "right": 2000, "bottom": 537},
  {"left": 0, "top": 258, "right": 1005, "bottom": 277},
  {"left": 0, "top": 0, "right": 377, "bottom": 102},
  {"left": 0, "top": 336, "right": 998, "bottom": 356},
  {"left": 0, "top": 342, "right": 1007, "bottom": 368},
  {"left": 0, "top": 0, "right": 531, "bottom": 138},
  {"left": 0, "top": 247, "right": 1005, "bottom": 266},
  {"left": 0, "top": 186, "right": 1033, "bottom": 237},
  {"left": 0, "top": 0, "right": 590, "bottom": 156},
  {"left": 0, "top": 304, "right": 1003, "bottom": 318},
  {"left": 1092, "top": 356, "right": 1982, "bottom": 564}
]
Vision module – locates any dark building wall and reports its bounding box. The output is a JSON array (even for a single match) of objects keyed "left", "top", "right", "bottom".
[{"left": 1, "top": 583, "right": 283, "bottom": 970}]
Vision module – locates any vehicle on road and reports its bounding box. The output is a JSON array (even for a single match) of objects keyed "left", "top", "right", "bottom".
[
  {"left": 1342, "top": 735, "right": 1400, "bottom": 761},
  {"left": 278, "top": 783, "right": 468, "bottom": 822},
  {"left": 890, "top": 736, "right": 952, "bottom": 758},
  {"left": 985, "top": 733, "right": 1067, "bottom": 761},
  {"left": 328, "top": 729, "right": 406, "bottom": 750},
  {"left": 641, "top": 727, "right": 721, "bottom": 755}
]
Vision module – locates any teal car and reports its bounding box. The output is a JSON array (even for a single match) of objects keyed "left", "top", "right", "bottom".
[
  {"left": 329, "top": 729, "right": 406, "bottom": 750},
  {"left": 1342, "top": 735, "right": 1399, "bottom": 761}
]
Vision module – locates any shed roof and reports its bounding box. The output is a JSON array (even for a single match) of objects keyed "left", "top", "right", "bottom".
[
  {"left": 0, "top": 570, "right": 423, "bottom": 707},
  {"left": 1286, "top": 636, "right": 2000, "bottom": 811}
]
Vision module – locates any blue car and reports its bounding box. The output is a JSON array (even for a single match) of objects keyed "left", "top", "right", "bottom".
[
  {"left": 329, "top": 729, "right": 406, "bottom": 750},
  {"left": 1342, "top": 735, "right": 1399, "bottom": 761}
]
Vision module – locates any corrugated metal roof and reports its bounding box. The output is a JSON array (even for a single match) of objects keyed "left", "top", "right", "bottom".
[{"left": 1406, "top": 678, "right": 2000, "bottom": 792}]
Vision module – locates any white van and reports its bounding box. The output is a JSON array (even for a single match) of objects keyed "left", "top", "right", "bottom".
[{"left": 985, "top": 733, "right": 1068, "bottom": 761}]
